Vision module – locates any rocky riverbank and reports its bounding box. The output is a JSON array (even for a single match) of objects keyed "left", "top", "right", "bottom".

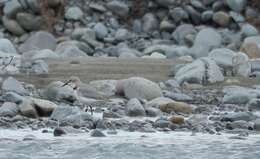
[{"left": 1, "top": 0, "right": 260, "bottom": 140}]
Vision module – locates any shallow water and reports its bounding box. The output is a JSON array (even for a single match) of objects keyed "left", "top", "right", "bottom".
[{"left": 0, "top": 129, "right": 260, "bottom": 159}]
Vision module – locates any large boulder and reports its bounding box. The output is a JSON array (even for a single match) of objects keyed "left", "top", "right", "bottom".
[
  {"left": 222, "top": 86, "right": 259, "bottom": 104},
  {"left": 0, "top": 102, "right": 19, "bottom": 117},
  {"left": 16, "top": 12, "right": 44, "bottom": 31},
  {"left": 226, "top": 0, "right": 247, "bottom": 13},
  {"left": 174, "top": 58, "right": 224, "bottom": 85},
  {"left": 55, "top": 41, "right": 88, "bottom": 57},
  {"left": 142, "top": 13, "right": 159, "bottom": 33},
  {"left": 0, "top": 39, "right": 17, "bottom": 54},
  {"left": 51, "top": 106, "right": 94, "bottom": 127},
  {"left": 172, "top": 24, "right": 197, "bottom": 45},
  {"left": 19, "top": 31, "right": 56, "bottom": 52},
  {"left": 2, "top": 16, "right": 26, "bottom": 36},
  {"left": 118, "top": 77, "right": 163, "bottom": 100},
  {"left": 241, "top": 23, "right": 259, "bottom": 37},
  {"left": 3, "top": 0, "right": 23, "bottom": 18},
  {"left": 125, "top": 98, "right": 146, "bottom": 117},
  {"left": 191, "top": 28, "right": 222, "bottom": 58},
  {"left": 2, "top": 77, "right": 29, "bottom": 96},
  {"left": 89, "top": 80, "right": 117, "bottom": 97}
]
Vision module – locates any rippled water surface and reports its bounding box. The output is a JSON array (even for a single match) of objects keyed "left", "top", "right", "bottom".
[{"left": 0, "top": 129, "right": 260, "bottom": 159}]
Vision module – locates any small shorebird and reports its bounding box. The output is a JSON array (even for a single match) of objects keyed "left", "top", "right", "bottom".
[
  {"left": 62, "top": 76, "right": 108, "bottom": 114},
  {"left": 62, "top": 76, "right": 107, "bottom": 99}
]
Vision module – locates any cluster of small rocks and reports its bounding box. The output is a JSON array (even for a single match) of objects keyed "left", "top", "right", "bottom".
[
  {"left": 0, "top": 0, "right": 259, "bottom": 77},
  {"left": 0, "top": 75, "right": 260, "bottom": 138}
]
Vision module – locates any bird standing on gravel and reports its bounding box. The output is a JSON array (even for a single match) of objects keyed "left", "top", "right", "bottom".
[{"left": 62, "top": 76, "right": 107, "bottom": 100}]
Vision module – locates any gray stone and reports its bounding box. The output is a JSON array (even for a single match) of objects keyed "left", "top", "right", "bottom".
[
  {"left": 191, "top": 0, "right": 206, "bottom": 11},
  {"left": 31, "top": 60, "right": 49, "bottom": 74},
  {"left": 120, "top": 77, "right": 163, "bottom": 100},
  {"left": 2, "top": 77, "right": 28, "bottom": 95},
  {"left": 143, "top": 44, "right": 175, "bottom": 55},
  {"left": 57, "top": 45, "right": 87, "bottom": 58},
  {"left": 65, "top": 7, "right": 83, "bottom": 20},
  {"left": 125, "top": 98, "right": 146, "bottom": 117},
  {"left": 160, "top": 20, "right": 175, "bottom": 32},
  {"left": 146, "top": 97, "right": 174, "bottom": 106},
  {"left": 71, "top": 28, "right": 95, "bottom": 40},
  {"left": 65, "top": 112, "right": 94, "bottom": 127},
  {"left": 115, "top": 29, "right": 129, "bottom": 41},
  {"left": 145, "top": 107, "right": 160, "bottom": 117},
  {"left": 26, "top": 0, "right": 41, "bottom": 13},
  {"left": 166, "top": 46, "right": 190, "bottom": 59},
  {"left": 55, "top": 41, "right": 88, "bottom": 57},
  {"left": 184, "top": 5, "right": 201, "bottom": 25},
  {"left": 132, "top": 19, "right": 142, "bottom": 33},
  {"left": 175, "top": 58, "right": 224, "bottom": 85},
  {"left": 16, "top": 12, "right": 44, "bottom": 31},
  {"left": 106, "top": 1, "right": 129, "bottom": 18},
  {"left": 222, "top": 86, "right": 258, "bottom": 104},
  {"left": 254, "top": 119, "right": 260, "bottom": 131},
  {"left": 0, "top": 38, "right": 17, "bottom": 54},
  {"left": 2, "top": 16, "right": 26, "bottom": 36},
  {"left": 201, "top": 10, "right": 213, "bottom": 22},
  {"left": 154, "top": 118, "right": 170, "bottom": 128},
  {"left": 90, "top": 129, "right": 106, "bottom": 137},
  {"left": 163, "top": 91, "right": 193, "bottom": 102},
  {"left": 93, "top": 23, "right": 108, "bottom": 40},
  {"left": 226, "top": 120, "right": 251, "bottom": 130},
  {"left": 229, "top": 11, "right": 245, "bottom": 23},
  {"left": 142, "top": 13, "right": 159, "bottom": 33},
  {"left": 0, "top": 102, "right": 18, "bottom": 117},
  {"left": 170, "top": 7, "right": 189, "bottom": 23},
  {"left": 172, "top": 24, "right": 197, "bottom": 45},
  {"left": 247, "top": 98, "right": 260, "bottom": 111},
  {"left": 3, "top": 0, "right": 23, "bottom": 18},
  {"left": 241, "top": 23, "right": 259, "bottom": 37},
  {"left": 155, "top": 0, "right": 175, "bottom": 7},
  {"left": 222, "top": 112, "right": 256, "bottom": 122},
  {"left": 1, "top": 92, "right": 24, "bottom": 104},
  {"left": 213, "top": 11, "right": 230, "bottom": 27},
  {"left": 50, "top": 106, "right": 80, "bottom": 122},
  {"left": 89, "top": 3, "right": 107, "bottom": 12},
  {"left": 19, "top": 31, "right": 56, "bottom": 52},
  {"left": 227, "top": 0, "right": 247, "bottom": 13},
  {"left": 194, "top": 28, "right": 222, "bottom": 49},
  {"left": 89, "top": 80, "right": 117, "bottom": 97},
  {"left": 32, "top": 49, "right": 59, "bottom": 60}
]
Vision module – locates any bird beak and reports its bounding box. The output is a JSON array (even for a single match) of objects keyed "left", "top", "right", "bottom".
[{"left": 61, "top": 80, "right": 71, "bottom": 87}]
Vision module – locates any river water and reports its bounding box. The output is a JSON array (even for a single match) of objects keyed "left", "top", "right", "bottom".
[{"left": 0, "top": 129, "right": 259, "bottom": 159}]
